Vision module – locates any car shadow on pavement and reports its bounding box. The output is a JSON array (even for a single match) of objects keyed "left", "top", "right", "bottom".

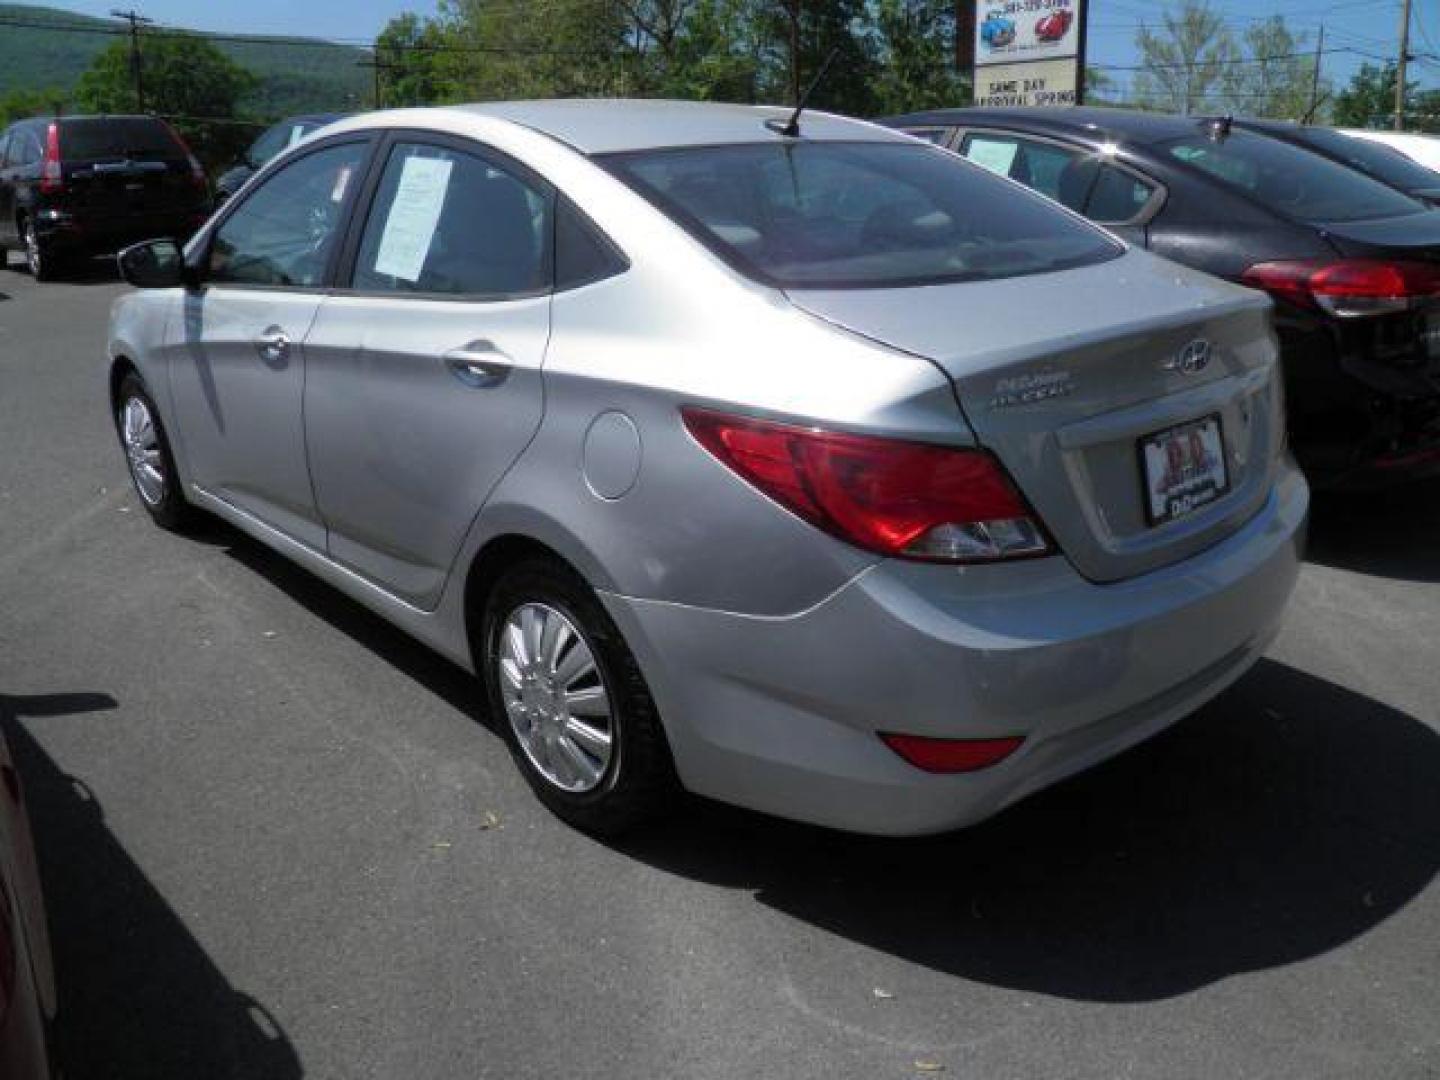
[
  {"left": 196, "top": 522, "right": 1440, "bottom": 1004},
  {"left": 1306, "top": 480, "right": 1440, "bottom": 582},
  {"left": 612, "top": 659, "right": 1440, "bottom": 1003},
  {"left": 0, "top": 694, "right": 304, "bottom": 1080}
]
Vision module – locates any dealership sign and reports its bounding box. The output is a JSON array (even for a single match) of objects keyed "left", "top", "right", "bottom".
[{"left": 972, "top": 0, "right": 1085, "bottom": 106}]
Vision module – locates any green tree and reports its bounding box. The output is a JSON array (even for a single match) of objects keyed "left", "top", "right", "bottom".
[
  {"left": 752, "top": 0, "right": 877, "bottom": 115},
  {"left": 0, "top": 86, "right": 68, "bottom": 125},
  {"left": 1133, "top": 0, "right": 1239, "bottom": 116},
  {"left": 1333, "top": 61, "right": 1418, "bottom": 129},
  {"left": 869, "top": 0, "right": 963, "bottom": 116},
  {"left": 75, "top": 33, "right": 255, "bottom": 169},
  {"left": 375, "top": 12, "right": 449, "bottom": 107},
  {"left": 1220, "top": 17, "right": 1324, "bottom": 120}
]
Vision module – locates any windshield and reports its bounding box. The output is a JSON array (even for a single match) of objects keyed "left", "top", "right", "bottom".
[
  {"left": 59, "top": 118, "right": 182, "bottom": 162},
  {"left": 599, "top": 141, "right": 1122, "bottom": 289},
  {"left": 1165, "top": 129, "right": 1426, "bottom": 223},
  {"left": 1292, "top": 127, "right": 1440, "bottom": 193}
]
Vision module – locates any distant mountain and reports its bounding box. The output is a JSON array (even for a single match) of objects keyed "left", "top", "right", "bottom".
[{"left": 0, "top": 3, "right": 372, "bottom": 119}]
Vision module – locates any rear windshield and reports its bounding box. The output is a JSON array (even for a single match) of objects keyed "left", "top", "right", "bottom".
[
  {"left": 59, "top": 118, "right": 182, "bottom": 162},
  {"left": 1165, "top": 129, "right": 1425, "bottom": 223},
  {"left": 599, "top": 141, "right": 1122, "bottom": 289},
  {"left": 1291, "top": 126, "right": 1440, "bottom": 193}
]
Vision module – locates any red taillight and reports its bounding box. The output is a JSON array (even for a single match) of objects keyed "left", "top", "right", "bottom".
[
  {"left": 880, "top": 732, "right": 1024, "bottom": 773},
  {"left": 1242, "top": 258, "right": 1440, "bottom": 318},
  {"left": 681, "top": 407, "right": 1051, "bottom": 562},
  {"left": 39, "top": 121, "right": 62, "bottom": 194}
]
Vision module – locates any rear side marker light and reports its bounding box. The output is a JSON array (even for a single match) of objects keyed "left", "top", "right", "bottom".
[
  {"left": 881, "top": 733, "right": 1025, "bottom": 773},
  {"left": 1242, "top": 258, "right": 1440, "bottom": 318},
  {"left": 681, "top": 407, "right": 1051, "bottom": 563}
]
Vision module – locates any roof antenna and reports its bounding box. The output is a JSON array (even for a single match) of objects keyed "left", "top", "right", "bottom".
[
  {"left": 766, "top": 45, "right": 841, "bottom": 139},
  {"left": 1206, "top": 114, "right": 1233, "bottom": 142}
]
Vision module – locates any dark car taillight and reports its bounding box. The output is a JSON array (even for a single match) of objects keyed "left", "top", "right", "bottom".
[
  {"left": 39, "top": 122, "right": 62, "bottom": 194},
  {"left": 681, "top": 407, "right": 1052, "bottom": 563},
  {"left": 1243, "top": 258, "right": 1440, "bottom": 318}
]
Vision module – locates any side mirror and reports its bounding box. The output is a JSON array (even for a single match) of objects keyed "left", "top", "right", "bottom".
[{"left": 117, "top": 238, "right": 189, "bottom": 289}]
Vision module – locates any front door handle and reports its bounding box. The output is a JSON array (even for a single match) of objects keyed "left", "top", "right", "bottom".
[
  {"left": 443, "top": 340, "right": 512, "bottom": 389},
  {"left": 255, "top": 326, "right": 290, "bottom": 364}
]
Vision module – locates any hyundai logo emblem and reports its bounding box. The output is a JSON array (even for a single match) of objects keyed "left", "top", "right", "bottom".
[{"left": 1167, "top": 339, "right": 1212, "bottom": 375}]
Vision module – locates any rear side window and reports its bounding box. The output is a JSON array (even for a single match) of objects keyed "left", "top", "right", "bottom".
[
  {"left": 351, "top": 141, "right": 552, "bottom": 297},
  {"left": 59, "top": 118, "right": 182, "bottom": 162},
  {"left": 555, "top": 197, "right": 627, "bottom": 290},
  {"left": 210, "top": 141, "right": 368, "bottom": 288},
  {"left": 601, "top": 141, "right": 1121, "bottom": 290},
  {"left": 1166, "top": 129, "right": 1424, "bottom": 223}
]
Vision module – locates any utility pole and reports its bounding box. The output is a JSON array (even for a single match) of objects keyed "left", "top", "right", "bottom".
[
  {"left": 1395, "top": 0, "right": 1412, "bottom": 130},
  {"left": 109, "top": 8, "right": 152, "bottom": 113},
  {"left": 1307, "top": 24, "right": 1324, "bottom": 123}
]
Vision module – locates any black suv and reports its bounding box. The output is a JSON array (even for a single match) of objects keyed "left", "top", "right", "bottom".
[{"left": 0, "top": 114, "right": 212, "bottom": 281}]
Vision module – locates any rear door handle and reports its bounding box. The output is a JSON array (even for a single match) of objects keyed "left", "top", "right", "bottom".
[
  {"left": 443, "top": 340, "right": 512, "bottom": 389},
  {"left": 255, "top": 326, "right": 290, "bottom": 364}
]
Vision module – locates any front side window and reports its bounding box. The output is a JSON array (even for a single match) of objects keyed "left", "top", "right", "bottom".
[
  {"left": 961, "top": 133, "right": 1091, "bottom": 210},
  {"left": 601, "top": 141, "right": 1121, "bottom": 290},
  {"left": 1167, "top": 129, "right": 1424, "bottom": 223},
  {"left": 351, "top": 141, "right": 552, "bottom": 297},
  {"left": 209, "top": 141, "right": 368, "bottom": 288}
]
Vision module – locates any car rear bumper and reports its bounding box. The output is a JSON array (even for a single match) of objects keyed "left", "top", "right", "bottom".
[
  {"left": 33, "top": 207, "right": 209, "bottom": 257},
  {"left": 601, "top": 457, "right": 1308, "bottom": 836}
]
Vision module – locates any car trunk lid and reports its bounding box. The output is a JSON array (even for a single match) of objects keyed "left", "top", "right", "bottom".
[
  {"left": 787, "top": 251, "right": 1284, "bottom": 583},
  {"left": 1317, "top": 208, "right": 1440, "bottom": 260}
]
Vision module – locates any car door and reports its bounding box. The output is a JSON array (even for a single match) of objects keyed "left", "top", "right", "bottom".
[
  {"left": 167, "top": 136, "right": 374, "bottom": 548},
  {"left": 956, "top": 129, "right": 1163, "bottom": 245},
  {"left": 0, "top": 127, "right": 15, "bottom": 248},
  {"left": 302, "top": 135, "right": 552, "bottom": 607}
]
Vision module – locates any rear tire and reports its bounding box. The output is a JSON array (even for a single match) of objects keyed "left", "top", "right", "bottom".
[
  {"left": 21, "top": 217, "right": 63, "bottom": 282},
  {"left": 480, "top": 557, "right": 675, "bottom": 835},
  {"left": 114, "top": 373, "right": 192, "bottom": 529}
]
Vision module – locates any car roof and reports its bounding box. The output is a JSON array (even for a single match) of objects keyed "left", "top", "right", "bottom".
[
  {"left": 882, "top": 106, "right": 1218, "bottom": 147},
  {"left": 348, "top": 99, "right": 910, "bottom": 155}
]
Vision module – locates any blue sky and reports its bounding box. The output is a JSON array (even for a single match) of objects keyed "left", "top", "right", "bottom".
[{"left": 33, "top": 0, "right": 1440, "bottom": 99}]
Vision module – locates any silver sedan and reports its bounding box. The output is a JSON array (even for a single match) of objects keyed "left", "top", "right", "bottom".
[{"left": 107, "top": 101, "right": 1307, "bottom": 836}]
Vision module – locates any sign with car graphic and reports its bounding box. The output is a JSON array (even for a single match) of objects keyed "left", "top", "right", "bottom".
[{"left": 972, "top": 0, "right": 1085, "bottom": 106}]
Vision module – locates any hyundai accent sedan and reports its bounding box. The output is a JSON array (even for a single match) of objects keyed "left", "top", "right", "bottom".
[{"left": 107, "top": 101, "right": 1307, "bottom": 836}]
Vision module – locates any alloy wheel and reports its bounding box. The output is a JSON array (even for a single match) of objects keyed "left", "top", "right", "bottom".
[
  {"left": 120, "top": 395, "right": 167, "bottom": 506},
  {"left": 22, "top": 220, "right": 41, "bottom": 279},
  {"left": 497, "top": 602, "right": 615, "bottom": 793}
]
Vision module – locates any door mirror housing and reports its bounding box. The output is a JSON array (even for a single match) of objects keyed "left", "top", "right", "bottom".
[{"left": 117, "top": 238, "right": 190, "bottom": 289}]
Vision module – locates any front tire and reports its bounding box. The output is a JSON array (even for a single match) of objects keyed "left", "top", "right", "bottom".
[
  {"left": 481, "top": 558, "right": 675, "bottom": 834},
  {"left": 114, "top": 373, "right": 192, "bottom": 529}
]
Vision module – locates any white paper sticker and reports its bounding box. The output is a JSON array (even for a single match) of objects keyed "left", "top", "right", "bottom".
[
  {"left": 965, "top": 138, "right": 1020, "bottom": 177},
  {"left": 373, "top": 156, "right": 453, "bottom": 283},
  {"left": 287, "top": 124, "right": 306, "bottom": 147}
]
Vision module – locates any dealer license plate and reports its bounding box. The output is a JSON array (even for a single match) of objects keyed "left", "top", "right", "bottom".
[{"left": 1139, "top": 415, "right": 1229, "bottom": 526}]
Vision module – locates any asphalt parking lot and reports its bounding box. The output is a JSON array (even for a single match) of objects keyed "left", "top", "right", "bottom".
[{"left": 1, "top": 256, "right": 1437, "bottom": 1080}]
